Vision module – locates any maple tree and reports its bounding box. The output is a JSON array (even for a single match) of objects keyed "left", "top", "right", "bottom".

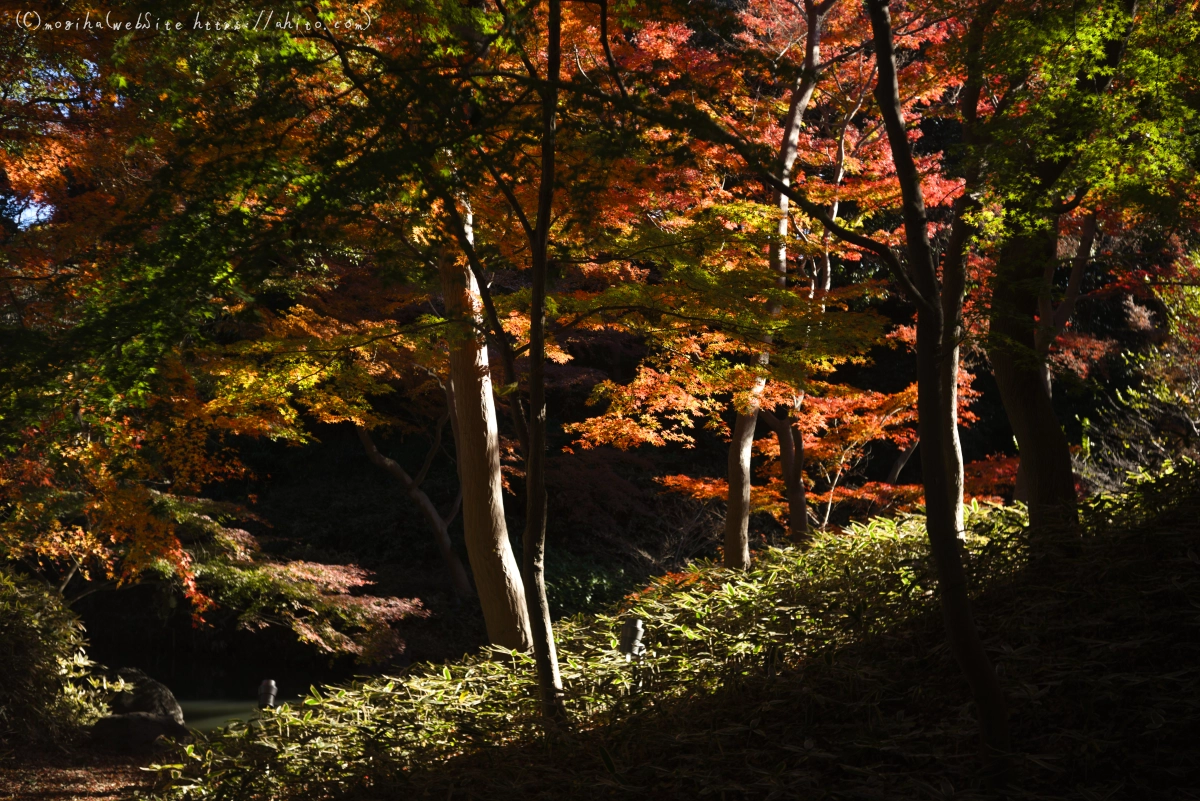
[
  {"left": 13, "top": 0, "right": 700, "bottom": 706},
  {"left": 0, "top": 0, "right": 518, "bottom": 662},
  {"left": 0, "top": 353, "right": 299, "bottom": 606},
  {"left": 582, "top": 0, "right": 1199, "bottom": 757},
  {"left": 962, "top": 0, "right": 1200, "bottom": 528},
  {"left": 0, "top": 1, "right": 308, "bottom": 592},
  {"left": 559, "top": 0, "right": 931, "bottom": 555},
  {"left": 567, "top": 0, "right": 1009, "bottom": 754},
  {"left": 2, "top": 0, "right": 1199, "bottom": 774}
]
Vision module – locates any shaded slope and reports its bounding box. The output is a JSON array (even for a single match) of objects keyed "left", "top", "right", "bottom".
[{"left": 151, "top": 464, "right": 1200, "bottom": 801}]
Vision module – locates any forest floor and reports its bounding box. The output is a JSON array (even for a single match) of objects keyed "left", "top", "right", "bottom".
[
  {"left": 139, "top": 466, "right": 1200, "bottom": 801},
  {"left": 376, "top": 508, "right": 1200, "bottom": 799},
  {"left": 0, "top": 746, "right": 151, "bottom": 801},
  {"left": 7, "top": 468, "right": 1200, "bottom": 801}
]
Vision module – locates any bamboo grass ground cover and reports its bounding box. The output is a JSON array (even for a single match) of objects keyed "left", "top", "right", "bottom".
[{"left": 148, "top": 462, "right": 1200, "bottom": 800}]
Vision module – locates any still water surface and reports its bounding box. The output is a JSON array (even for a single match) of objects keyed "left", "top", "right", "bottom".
[{"left": 178, "top": 699, "right": 259, "bottom": 733}]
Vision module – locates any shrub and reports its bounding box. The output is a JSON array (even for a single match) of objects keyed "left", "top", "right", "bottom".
[
  {"left": 165, "top": 498, "right": 430, "bottom": 666},
  {"left": 148, "top": 501, "right": 1029, "bottom": 800},
  {"left": 0, "top": 569, "right": 106, "bottom": 746},
  {"left": 194, "top": 559, "right": 428, "bottom": 666}
]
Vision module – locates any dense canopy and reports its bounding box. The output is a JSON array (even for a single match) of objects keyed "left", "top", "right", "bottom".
[{"left": 1, "top": 0, "right": 1198, "bottom": 797}]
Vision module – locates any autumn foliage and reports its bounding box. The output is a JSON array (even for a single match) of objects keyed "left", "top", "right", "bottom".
[{"left": 0, "top": 0, "right": 1198, "bottom": 725}]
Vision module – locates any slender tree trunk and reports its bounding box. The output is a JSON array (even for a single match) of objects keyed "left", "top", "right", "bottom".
[
  {"left": 762, "top": 408, "right": 809, "bottom": 541},
  {"left": 943, "top": 338, "right": 967, "bottom": 535},
  {"left": 988, "top": 229, "right": 1078, "bottom": 527},
  {"left": 887, "top": 438, "right": 918, "bottom": 483},
  {"left": 821, "top": 461, "right": 844, "bottom": 530},
  {"left": 724, "top": 0, "right": 832, "bottom": 567},
  {"left": 866, "top": 0, "right": 1009, "bottom": 758},
  {"left": 1012, "top": 214, "right": 1095, "bottom": 511},
  {"left": 522, "top": 0, "right": 565, "bottom": 718},
  {"left": 916, "top": 316, "right": 1009, "bottom": 755},
  {"left": 354, "top": 426, "right": 475, "bottom": 599},
  {"left": 783, "top": 423, "right": 808, "bottom": 541},
  {"left": 724, "top": 398, "right": 758, "bottom": 569},
  {"left": 438, "top": 246, "right": 532, "bottom": 651}
]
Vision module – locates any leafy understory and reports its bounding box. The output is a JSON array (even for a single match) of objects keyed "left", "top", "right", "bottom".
[{"left": 147, "top": 462, "right": 1200, "bottom": 800}]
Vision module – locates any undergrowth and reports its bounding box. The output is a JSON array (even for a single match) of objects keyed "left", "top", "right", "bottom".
[
  {"left": 148, "top": 462, "right": 1200, "bottom": 800},
  {"left": 159, "top": 497, "right": 429, "bottom": 666},
  {"left": 0, "top": 569, "right": 108, "bottom": 748}
]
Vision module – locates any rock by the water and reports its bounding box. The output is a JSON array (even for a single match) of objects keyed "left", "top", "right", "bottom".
[
  {"left": 110, "top": 668, "right": 185, "bottom": 725},
  {"left": 91, "top": 712, "right": 190, "bottom": 753}
]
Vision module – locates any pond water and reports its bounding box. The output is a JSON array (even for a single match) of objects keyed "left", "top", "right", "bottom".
[{"left": 178, "top": 699, "right": 261, "bottom": 733}]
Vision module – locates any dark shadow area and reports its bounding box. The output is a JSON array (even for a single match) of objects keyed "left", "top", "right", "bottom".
[
  {"left": 362, "top": 500, "right": 1200, "bottom": 800},
  {"left": 72, "top": 416, "right": 728, "bottom": 700}
]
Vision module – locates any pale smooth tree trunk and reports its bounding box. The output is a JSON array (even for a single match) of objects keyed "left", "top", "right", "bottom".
[
  {"left": 438, "top": 245, "right": 532, "bottom": 651},
  {"left": 441, "top": 197, "right": 531, "bottom": 455},
  {"left": 723, "top": 401, "right": 759, "bottom": 568},
  {"left": 943, "top": 337, "right": 967, "bottom": 535}
]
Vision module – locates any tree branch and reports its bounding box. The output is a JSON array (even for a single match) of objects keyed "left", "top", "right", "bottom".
[{"left": 597, "top": 0, "right": 629, "bottom": 101}]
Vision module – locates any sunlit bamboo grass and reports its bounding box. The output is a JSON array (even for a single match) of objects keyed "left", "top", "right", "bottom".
[
  {"left": 148, "top": 461, "right": 1200, "bottom": 801},
  {"left": 146, "top": 500, "right": 1028, "bottom": 799}
]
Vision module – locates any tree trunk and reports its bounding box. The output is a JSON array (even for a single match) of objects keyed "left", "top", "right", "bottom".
[
  {"left": 916, "top": 314, "right": 1011, "bottom": 757},
  {"left": 724, "top": 1, "right": 831, "bottom": 567},
  {"left": 783, "top": 422, "right": 808, "bottom": 541},
  {"left": 522, "top": 0, "right": 565, "bottom": 718},
  {"left": 438, "top": 247, "right": 532, "bottom": 651},
  {"left": 865, "top": 0, "right": 1009, "bottom": 758},
  {"left": 723, "top": 403, "right": 757, "bottom": 569},
  {"left": 762, "top": 408, "right": 808, "bottom": 541},
  {"left": 943, "top": 339, "right": 967, "bottom": 535},
  {"left": 988, "top": 229, "right": 1078, "bottom": 528},
  {"left": 980, "top": 0, "right": 1133, "bottom": 525},
  {"left": 440, "top": 197, "right": 532, "bottom": 457},
  {"left": 980, "top": 0, "right": 1132, "bottom": 527},
  {"left": 354, "top": 425, "right": 475, "bottom": 599}
]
